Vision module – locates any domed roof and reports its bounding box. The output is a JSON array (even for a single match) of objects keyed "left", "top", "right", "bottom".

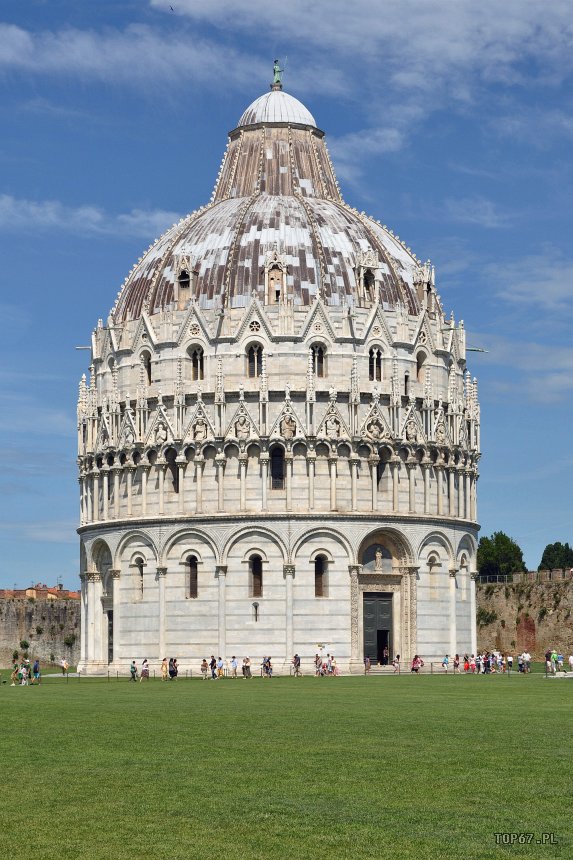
[
  {"left": 111, "top": 83, "right": 421, "bottom": 323},
  {"left": 237, "top": 89, "right": 317, "bottom": 129}
]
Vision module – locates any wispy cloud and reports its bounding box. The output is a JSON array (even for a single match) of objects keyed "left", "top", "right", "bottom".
[
  {"left": 0, "top": 194, "right": 180, "bottom": 238},
  {"left": 0, "top": 521, "right": 77, "bottom": 545},
  {"left": 486, "top": 251, "right": 573, "bottom": 314},
  {"left": 443, "top": 195, "right": 511, "bottom": 228}
]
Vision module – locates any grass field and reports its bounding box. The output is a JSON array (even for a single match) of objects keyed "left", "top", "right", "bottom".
[{"left": 0, "top": 674, "right": 570, "bottom": 860}]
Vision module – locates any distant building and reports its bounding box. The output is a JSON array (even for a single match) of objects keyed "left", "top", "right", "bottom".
[
  {"left": 77, "top": 72, "right": 480, "bottom": 673},
  {"left": 0, "top": 583, "right": 80, "bottom": 600}
]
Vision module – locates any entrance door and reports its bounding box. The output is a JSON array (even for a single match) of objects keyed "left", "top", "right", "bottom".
[{"left": 363, "top": 593, "right": 393, "bottom": 664}]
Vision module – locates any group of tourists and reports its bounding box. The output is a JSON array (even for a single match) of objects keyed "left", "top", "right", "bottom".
[
  {"left": 544, "top": 648, "right": 573, "bottom": 674},
  {"left": 200, "top": 656, "right": 254, "bottom": 679},
  {"left": 315, "top": 653, "right": 339, "bottom": 675},
  {"left": 10, "top": 658, "right": 41, "bottom": 685}
]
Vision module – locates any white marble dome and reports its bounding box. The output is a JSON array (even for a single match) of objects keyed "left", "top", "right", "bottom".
[
  {"left": 237, "top": 88, "right": 317, "bottom": 129},
  {"left": 77, "top": 77, "right": 480, "bottom": 677}
]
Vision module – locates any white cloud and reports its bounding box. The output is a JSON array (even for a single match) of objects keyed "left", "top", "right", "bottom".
[{"left": 0, "top": 193, "right": 180, "bottom": 238}]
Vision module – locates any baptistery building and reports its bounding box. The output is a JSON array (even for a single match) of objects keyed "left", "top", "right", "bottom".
[{"left": 77, "top": 74, "right": 480, "bottom": 674}]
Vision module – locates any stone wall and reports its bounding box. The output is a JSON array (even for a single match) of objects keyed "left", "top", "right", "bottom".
[
  {"left": 476, "top": 580, "right": 573, "bottom": 658},
  {"left": 0, "top": 598, "right": 80, "bottom": 666}
]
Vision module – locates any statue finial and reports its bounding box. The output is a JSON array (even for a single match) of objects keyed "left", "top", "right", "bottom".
[{"left": 272, "top": 59, "right": 283, "bottom": 90}]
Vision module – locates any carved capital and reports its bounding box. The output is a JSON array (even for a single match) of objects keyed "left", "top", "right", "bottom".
[
  {"left": 110, "top": 569, "right": 121, "bottom": 579},
  {"left": 449, "top": 568, "right": 458, "bottom": 578},
  {"left": 215, "top": 565, "right": 227, "bottom": 578},
  {"left": 348, "top": 564, "right": 362, "bottom": 578},
  {"left": 87, "top": 571, "right": 101, "bottom": 583},
  {"left": 156, "top": 566, "right": 167, "bottom": 578},
  {"left": 283, "top": 564, "right": 295, "bottom": 578}
]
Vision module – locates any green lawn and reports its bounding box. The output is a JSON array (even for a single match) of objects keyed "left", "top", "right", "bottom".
[{"left": 0, "top": 674, "right": 570, "bottom": 860}]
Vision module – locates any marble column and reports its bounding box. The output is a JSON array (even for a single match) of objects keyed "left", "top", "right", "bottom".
[
  {"left": 216, "top": 565, "right": 227, "bottom": 659},
  {"left": 141, "top": 466, "right": 149, "bottom": 517},
  {"left": 216, "top": 456, "right": 225, "bottom": 512},
  {"left": 158, "top": 462, "right": 165, "bottom": 514},
  {"left": 348, "top": 564, "right": 361, "bottom": 671},
  {"left": 457, "top": 467, "right": 465, "bottom": 519},
  {"left": 350, "top": 457, "right": 359, "bottom": 511},
  {"left": 285, "top": 451, "right": 293, "bottom": 511},
  {"left": 93, "top": 471, "right": 100, "bottom": 522},
  {"left": 113, "top": 468, "right": 121, "bottom": 519},
  {"left": 87, "top": 572, "right": 97, "bottom": 662},
  {"left": 449, "top": 569, "right": 457, "bottom": 656},
  {"left": 157, "top": 567, "right": 167, "bottom": 660},
  {"left": 448, "top": 467, "right": 456, "bottom": 517},
  {"left": 329, "top": 456, "right": 338, "bottom": 510},
  {"left": 284, "top": 564, "right": 295, "bottom": 664},
  {"left": 422, "top": 463, "right": 430, "bottom": 514},
  {"left": 260, "top": 454, "right": 269, "bottom": 511},
  {"left": 126, "top": 467, "right": 134, "bottom": 517},
  {"left": 391, "top": 458, "right": 399, "bottom": 512},
  {"left": 177, "top": 460, "right": 185, "bottom": 513},
  {"left": 195, "top": 457, "right": 203, "bottom": 514},
  {"left": 307, "top": 454, "right": 315, "bottom": 510},
  {"left": 239, "top": 453, "right": 247, "bottom": 511},
  {"left": 436, "top": 465, "right": 444, "bottom": 516},
  {"left": 111, "top": 569, "right": 121, "bottom": 664},
  {"left": 79, "top": 573, "right": 87, "bottom": 666},
  {"left": 102, "top": 468, "right": 109, "bottom": 521},
  {"left": 470, "top": 573, "right": 478, "bottom": 655},
  {"left": 369, "top": 457, "right": 379, "bottom": 511},
  {"left": 465, "top": 469, "right": 471, "bottom": 520},
  {"left": 407, "top": 462, "right": 416, "bottom": 513}
]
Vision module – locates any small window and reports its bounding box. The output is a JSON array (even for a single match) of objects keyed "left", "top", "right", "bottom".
[
  {"left": 250, "top": 555, "right": 263, "bottom": 598},
  {"left": 416, "top": 352, "right": 426, "bottom": 384},
  {"left": 404, "top": 373, "right": 409, "bottom": 397},
  {"left": 186, "top": 555, "right": 198, "bottom": 599},
  {"left": 135, "top": 557, "right": 144, "bottom": 598},
  {"left": 141, "top": 351, "right": 152, "bottom": 385},
  {"left": 191, "top": 347, "right": 204, "bottom": 381},
  {"left": 311, "top": 345, "right": 325, "bottom": 377},
  {"left": 247, "top": 344, "right": 262, "bottom": 378},
  {"left": 315, "top": 555, "right": 328, "bottom": 597},
  {"left": 270, "top": 447, "right": 285, "bottom": 490},
  {"left": 165, "top": 448, "right": 178, "bottom": 493},
  {"left": 369, "top": 348, "right": 382, "bottom": 381}
]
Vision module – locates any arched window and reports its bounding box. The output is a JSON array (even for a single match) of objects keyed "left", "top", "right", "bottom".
[
  {"left": 186, "top": 555, "right": 198, "bottom": 599},
  {"left": 191, "top": 347, "right": 204, "bottom": 381},
  {"left": 247, "top": 344, "right": 262, "bottom": 378},
  {"left": 416, "top": 352, "right": 426, "bottom": 384},
  {"left": 165, "top": 448, "right": 178, "bottom": 493},
  {"left": 369, "top": 348, "right": 382, "bottom": 381},
  {"left": 404, "top": 373, "right": 409, "bottom": 397},
  {"left": 267, "top": 266, "right": 284, "bottom": 304},
  {"left": 363, "top": 269, "right": 376, "bottom": 301},
  {"left": 311, "top": 345, "right": 325, "bottom": 377},
  {"left": 250, "top": 554, "right": 263, "bottom": 598},
  {"left": 134, "top": 557, "right": 144, "bottom": 599},
  {"left": 314, "top": 555, "right": 328, "bottom": 597},
  {"left": 178, "top": 269, "right": 191, "bottom": 290},
  {"left": 141, "top": 351, "right": 152, "bottom": 385},
  {"left": 270, "top": 446, "right": 285, "bottom": 490}
]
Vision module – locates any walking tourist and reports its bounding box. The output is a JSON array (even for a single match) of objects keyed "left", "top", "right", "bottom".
[
  {"left": 209, "top": 655, "right": 217, "bottom": 679},
  {"left": 441, "top": 654, "right": 449, "bottom": 671},
  {"left": 161, "top": 658, "right": 168, "bottom": 681},
  {"left": 130, "top": 660, "right": 138, "bottom": 681},
  {"left": 200, "top": 658, "right": 208, "bottom": 679},
  {"left": 230, "top": 656, "right": 238, "bottom": 678},
  {"left": 292, "top": 654, "right": 302, "bottom": 676},
  {"left": 507, "top": 654, "right": 513, "bottom": 673},
  {"left": 32, "top": 659, "right": 41, "bottom": 684},
  {"left": 410, "top": 655, "right": 423, "bottom": 673},
  {"left": 140, "top": 659, "right": 150, "bottom": 681},
  {"left": 216, "top": 656, "right": 224, "bottom": 678},
  {"left": 392, "top": 655, "right": 400, "bottom": 673}
]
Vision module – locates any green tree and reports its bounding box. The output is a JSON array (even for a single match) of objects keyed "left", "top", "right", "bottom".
[
  {"left": 538, "top": 541, "right": 573, "bottom": 570},
  {"left": 477, "top": 532, "right": 527, "bottom": 578}
]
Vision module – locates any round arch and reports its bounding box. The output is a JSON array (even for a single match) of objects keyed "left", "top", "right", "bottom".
[
  {"left": 416, "top": 531, "right": 455, "bottom": 565},
  {"left": 221, "top": 526, "right": 288, "bottom": 566},
  {"left": 163, "top": 528, "right": 219, "bottom": 564},
  {"left": 292, "top": 526, "right": 354, "bottom": 565},
  {"left": 114, "top": 530, "right": 159, "bottom": 569},
  {"left": 357, "top": 528, "right": 414, "bottom": 567}
]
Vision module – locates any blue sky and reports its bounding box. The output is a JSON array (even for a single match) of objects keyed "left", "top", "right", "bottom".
[{"left": 1, "top": 0, "right": 572, "bottom": 587}]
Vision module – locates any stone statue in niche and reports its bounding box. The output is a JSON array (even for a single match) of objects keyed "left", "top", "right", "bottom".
[
  {"left": 194, "top": 418, "right": 207, "bottom": 442},
  {"left": 280, "top": 413, "right": 296, "bottom": 439},
  {"left": 366, "top": 419, "right": 383, "bottom": 440},
  {"left": 406, "top": 420, "right": 418, "bottom": 442},
  {"left": 435, "top": 422, "right": 446, "bottom": 443},
  {"left": 325, "top": 414, "right": 340, "bottom": 438},
  {"left": 155, "top": 422, "right": 167, "bottom": 446},
  {"left": 375, "top": 547, "right": 383, "bottom": 570},
  {"left": 125, "top": 426, "right": 134, "bottom": 446},
  {"left": 235, "top": 415, "right": 250, "bottom": 439}
]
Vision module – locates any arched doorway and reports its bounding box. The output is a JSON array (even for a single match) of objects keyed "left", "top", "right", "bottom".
[{"left": 351, "top": 530, "right": 416, "bottom": 669}]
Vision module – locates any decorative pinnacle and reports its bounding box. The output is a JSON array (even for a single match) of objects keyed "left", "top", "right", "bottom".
[{"left": 271, "top": 58, "right": 283, "bottom": 90}]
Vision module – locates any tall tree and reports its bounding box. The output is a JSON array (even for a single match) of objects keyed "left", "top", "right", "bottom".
[
  {"left": 477, "top": 532, "right": 527, "bottom": 578},
  {"left": 538, "top": 542, "right": 573, "bottom": 570}
]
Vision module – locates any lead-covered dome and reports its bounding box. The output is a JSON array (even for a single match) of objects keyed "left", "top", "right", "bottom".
[{"left": 112, "top": 83, "right": 421, "bottom": 323}]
